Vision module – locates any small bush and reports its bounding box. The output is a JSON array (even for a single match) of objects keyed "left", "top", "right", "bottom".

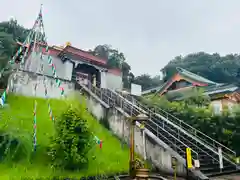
[
  {"left": 48, "top": 104, "right": 93, "bottom": 170},
  {"left": 140, "top": 95, "right": 240, "bottom": 155},
  {"left": 0, "top": 129, "right": 32, "bottom": 162}
]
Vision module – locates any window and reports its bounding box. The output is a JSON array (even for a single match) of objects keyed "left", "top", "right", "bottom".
[{"left": 212, "top": 101, "right": 222, "bottom": 114}]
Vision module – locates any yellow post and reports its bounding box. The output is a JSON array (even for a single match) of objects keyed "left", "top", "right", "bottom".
[{"left": 186, "top": 148, "right": 192, "bottom": 169}]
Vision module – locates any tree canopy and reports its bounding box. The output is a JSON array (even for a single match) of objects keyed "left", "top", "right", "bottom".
[
  {"left": 161, "top": 52, "right": 240, "bottom": 85},
  {"left": 133, "top": 74, "right": 162, "bottom": 90},
  {"left": 90, "top": 44, "right": 163, "bottom": 90},
  {"left": 89, "top": 44, "right": 134, "bottom": 88},
  {"left": 0, "top": 19, "right": 30, "bottom": 87}
]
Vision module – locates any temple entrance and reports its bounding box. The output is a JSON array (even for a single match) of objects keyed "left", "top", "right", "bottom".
[{"left": 74, "top": 63, "right": 101, "bottom": 88}]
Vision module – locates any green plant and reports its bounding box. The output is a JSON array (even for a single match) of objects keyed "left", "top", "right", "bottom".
[
  {"left": 0, "top": 94, "right": 129, "bottom": 179},
  {"left": 141, "top": 95, "right": 240, "bottom": 156},
  {"left": 48, "top": 104, "right": 93, "bottom": 170},
  {"left": 0, "top": 118, "right": 32, "bottom": 162}
]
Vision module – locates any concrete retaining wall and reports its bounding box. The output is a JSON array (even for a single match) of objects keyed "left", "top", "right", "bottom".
[
  {"left": 85, "top": 95, "right": 186, "bottom": 176},
  {"left": 8, "top": 70, "right": 75, "bottom": 98}
]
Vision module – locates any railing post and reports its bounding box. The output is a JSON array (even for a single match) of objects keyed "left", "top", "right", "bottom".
[
  {"left": 143, "top": 130, "right": 147, "bottom": 160},
  {"left": 157, "top": 126, "right": 159, "bottom": 137},
  {"left": 177, "top": 129, "right": 180, "bottom": 139},
  {"left": 131, "top": 104, "right": 133, "bottom": 116},
  {"left": 120, "top": 98, "right": 123, "bottom": 109},
  {"left": 218, "top": 147, "right": 223, "bottom": 171}
]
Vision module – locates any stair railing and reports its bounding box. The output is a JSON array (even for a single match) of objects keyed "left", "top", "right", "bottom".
[
  {"left": 124, "top": 100, "right": 200, "bottom": 160},
  {"left": 79, "top": 81, "right": 200, "bottom": 161},
  {"left": 121, "top": 93, "right": 236, "bottom": 161},
  {"left": 110, "top": 89, "right": 226, "bottom": 163}
]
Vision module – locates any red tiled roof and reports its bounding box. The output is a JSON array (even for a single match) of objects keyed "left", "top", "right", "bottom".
[
  {"left": 62, "top": 45, "right": 107, "bottom": 66},
  {"left": 17, "top": 42, "right": 107, "bottom": 66}
]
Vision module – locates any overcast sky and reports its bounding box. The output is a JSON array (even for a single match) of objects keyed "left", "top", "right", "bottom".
[{"left": 1, "top": 0, "right": 240, "bottom": 76}]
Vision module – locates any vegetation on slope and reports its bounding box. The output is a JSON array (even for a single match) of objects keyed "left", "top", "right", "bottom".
[
  {"left": 0, "top": 94, "right": 129, "bottom": 179},
  {"left": 140, "top": 95, "right": 240, "bottom": 156}
]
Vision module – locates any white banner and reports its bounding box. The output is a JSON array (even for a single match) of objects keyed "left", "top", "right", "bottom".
[{"left": 131, "top": 83, "right": 142, "bottom": 96}]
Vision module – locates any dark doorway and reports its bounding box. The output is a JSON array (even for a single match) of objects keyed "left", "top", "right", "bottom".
[{"left": 74, "top": 63, "right": 101, "bottom": 88}]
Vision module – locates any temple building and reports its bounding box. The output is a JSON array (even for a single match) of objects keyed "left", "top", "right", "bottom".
[
  {"left": 150, "top": 67, "right": 240, "bottom": 114},
  {"left": 15, "top": 41, "right": 123, "bottom": 91}
]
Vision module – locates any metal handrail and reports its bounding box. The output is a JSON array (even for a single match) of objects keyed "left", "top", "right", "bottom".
[
  {"left": 79, "top": 81, "right": 234, "bottom": 165},
  {"left": 146, "top": 122, "right": 189, "bottom": 155},
  {"left": 122, "top": 97, "right": 220, "bottom": 163},
  {"left": 114, "top": 90, "right": 238, "bottom": 167},
  {"left": 102, "top": 88, "right": 199, "bottom": 159},
  {"left": 81, "top": 82, "right": 200, "bottom": 158},
  {"left": 122, "top": 99, "right": 200, "bottom": 159},
  {"left": 124, "top": 93, "right": 236, "bottom": 158}
]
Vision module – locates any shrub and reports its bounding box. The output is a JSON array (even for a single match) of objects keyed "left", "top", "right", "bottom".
[
  {"left": 48, "top": 103, "right": 93, "bottom": 170},
  {"left": 140, "top": 96, "right": 240, "bottom": 156},
  {"left": 0, "top": 128, "right": 32, "bottom": 162}
]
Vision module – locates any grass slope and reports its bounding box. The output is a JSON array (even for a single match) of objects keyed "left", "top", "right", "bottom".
[{"left": 0, "top": 95, "right": 129, "bottom": 179}]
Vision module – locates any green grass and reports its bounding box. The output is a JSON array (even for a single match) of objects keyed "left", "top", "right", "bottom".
[{"left": 0, "top": 94, "right": 129, "bottom": 179}]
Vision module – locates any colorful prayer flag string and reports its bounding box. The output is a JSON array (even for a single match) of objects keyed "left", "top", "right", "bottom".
[
  {"left": 94, "top": 135, "right": 103, "bottom": 149},
  {"left": 39, "top": 49, "right": 55, "bottom": 122},
  {"left": 0, "top": 88, "right": 8, "bottom": 107},
  {"left": 38, "top": 13, "right": 65, "bottom": 97},
  {"left": 42, "top": 77, "right": 55, "bottom": 122},
  {"left": 1, "top": 6, "right": 41, "bottom": 107},
  {"left": 47, "top": 55, "right": 64, "bottom": 96},
  {"left": 33, "top": 100, "right": 37, "bottom": 151},
  {"left": 10, "top": 9, "right": 41, "bottom": 65}
]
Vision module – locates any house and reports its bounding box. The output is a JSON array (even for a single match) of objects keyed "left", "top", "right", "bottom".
[
  {"left": 14, "top": 41, "right": 123, "bottom": 91},
  {"left": 155, "top": 67, "right": 240, "bottom": 113}
]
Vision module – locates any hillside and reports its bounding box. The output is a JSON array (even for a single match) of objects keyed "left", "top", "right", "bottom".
[{"left": 0, "top": 94, "right": 129, "bottom": 179}]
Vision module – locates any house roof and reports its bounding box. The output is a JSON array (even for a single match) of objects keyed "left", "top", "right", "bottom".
[
  {"left": 157, "top": 67, "right": 220, "bottom": 96},
  {"left": 204, "top": 84, "right": 239, "bottom": 95},
  {"left": 157, "top": 68, "right": 240, "bottom": 101},
  {"left": 61, "top": 45, "right": 107, "bottom": 66},
  {"left": 16, "top": 41, "right": 107, "bottom": 66},
  {"left": 176, "top": 67, "right": 218, "bottom": 85},
  {"left": 169, "top": 84, "right": 239, "bottom": 101}
]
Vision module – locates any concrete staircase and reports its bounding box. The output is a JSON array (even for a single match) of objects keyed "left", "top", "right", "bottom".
[{"left": 78, "top": 82, "right": 239, "bottom": 178}]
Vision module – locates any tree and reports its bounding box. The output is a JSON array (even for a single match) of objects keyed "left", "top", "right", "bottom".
[
  {"left": 48, "top": 104, "right": 93, "bottom": 170},
  {"left": 140, "top": 95, "right": 240, "bottom": 156},
  {"left": 91, "top": 44, "right": 133, "bottom": 89},
  {"left": 92, "top": 44, "right": 110, "bottom": 60},
  {"left": 133, "top": 74, "right": 162, "bottom": 90},
  {"left": 0, "top": 20, "right": 30, "bottom": 88}
]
